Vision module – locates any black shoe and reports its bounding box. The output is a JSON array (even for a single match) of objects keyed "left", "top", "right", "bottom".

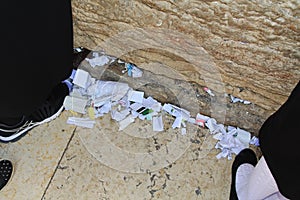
[
  {"left": 0, "top": 160, "right": 13, "bottom": 191},
  {"left": 229, "top": 148, "right": 257, "bottom": 200},
  {"left": 0, "top": 83, "right": 69, "bottom": 142}
]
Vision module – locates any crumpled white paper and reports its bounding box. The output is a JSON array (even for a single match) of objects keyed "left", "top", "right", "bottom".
[
  {"left": 65, "top": 68, "right": 256, "bottom": 160},
  {"left": 88, "top": 81, "right": 130, "bottom": 103},
  {"left": 205, "top": 118, "right": 226, "bottom": 135},
  {"left": 111, "top": 109, "right": 131, "bottom": 122},
  {"left": 212, "top": 125, "right": 251, "bottom": 160}
]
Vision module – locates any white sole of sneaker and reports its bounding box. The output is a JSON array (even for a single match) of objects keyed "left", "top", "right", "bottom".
[{"left": 0, "top": 106, "right": 64, "bottom": 142}]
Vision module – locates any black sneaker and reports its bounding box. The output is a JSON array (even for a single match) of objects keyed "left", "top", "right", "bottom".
[
  {"left": 229, "top": 148, "right": 257, "bottom": 200},
  {"left": 0, "top": 160, "right": 13, "bottom": 191},
  {"left": 0, "top": 83, "right": 69, "bottom": 142},
  {"left": 0, "top": 116, "right": 34, "bottom": 142}
]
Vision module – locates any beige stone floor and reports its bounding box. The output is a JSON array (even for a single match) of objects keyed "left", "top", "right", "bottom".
[{"left": 0, "top": 106, "right": 246, "bottom": 200}]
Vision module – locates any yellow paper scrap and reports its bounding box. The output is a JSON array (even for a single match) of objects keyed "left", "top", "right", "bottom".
[{"left": 88, "top": 107, "right": 95, "bottom": 120}]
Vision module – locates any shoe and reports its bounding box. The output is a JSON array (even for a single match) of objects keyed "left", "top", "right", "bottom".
[
  {"left": 0, "top": 83, "right": 69, "bottom": 142},
  {"left": 0, "top": 160, "right": 13, "bottom": 191},
  {"left": 229, "top": 148, "right": 257, "bottom": 200},
  {"left": 0, "top": 116, "right": 31, "bottom": 142}
]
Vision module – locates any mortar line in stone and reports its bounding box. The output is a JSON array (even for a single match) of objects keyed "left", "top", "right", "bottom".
[{"left": 40, "top": 127, "right": 77, "bottom": 200}]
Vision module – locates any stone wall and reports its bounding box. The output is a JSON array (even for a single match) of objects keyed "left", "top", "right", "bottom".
[{"left": 71, "top": 0, "right": 300, "bottom": 131}]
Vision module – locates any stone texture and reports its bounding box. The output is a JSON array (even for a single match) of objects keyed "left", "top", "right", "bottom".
[
  {"left": 42, "top": 113, "right": 243, "bottom": 200},
  {"left": 71, "top": 0, "right": 300, "bottom": 132},
  {"left": 80, "top": 55, "right": 268, "bottom": 134},
  {"left": 0, "top": 50, "right": 262, "bottom": 200},
  {"left": 0, "top": 111, "right": 75, "bottom": 200}
]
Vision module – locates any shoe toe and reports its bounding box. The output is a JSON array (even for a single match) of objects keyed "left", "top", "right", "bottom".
[
  {"left": 0, "top": 160, "right": 13, "bottom": 190},
  {"left": 230, "top": 148, "right": 257, "bottom": 200}
]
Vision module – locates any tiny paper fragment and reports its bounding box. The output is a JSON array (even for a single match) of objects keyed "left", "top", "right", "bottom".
[
  {"left": 230, "top": 95, "right": 251, "bottom": 105},
  {"left": 196, "top": 113, "right": 210, "bottom": 127},
  {"left": 204, "top": 87, "right": 215, "bottom": 96},
  {"left": 86, "top": 55, "right": 110, "bottom": 68},
  {"left": 181, "top": 128, "right": 187, "bottom": 135},
  {"left": 125, "top": 63, "right": 143, "bottom": 78},
  {"left": 152, "top": 115, "right": 164, "bottom": 132},
  {"left": 250, "top": 136, "right": 260, "bottom": 146},
  {"left": 67, "top": 117, "right": 96, "bottom": 129},
  {"left": 172, "top": 116, "right": 183, "bottom": 129}
]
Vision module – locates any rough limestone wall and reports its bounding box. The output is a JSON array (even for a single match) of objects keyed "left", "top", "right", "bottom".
[{"left": 72, "top": 0, "right": 300, "bottom": 116}]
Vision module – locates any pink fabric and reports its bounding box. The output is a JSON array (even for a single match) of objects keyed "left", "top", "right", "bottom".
[{"left": 236, "top": 156, "right": 289, "bottom": 200}]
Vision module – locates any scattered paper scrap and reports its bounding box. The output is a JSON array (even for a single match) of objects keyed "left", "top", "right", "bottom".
[
  {"left": 172, "top": 116, "right": 183, "bottom": 129},
  {"left": 117, "top": 59, "right": 125, "bottom": 64},
  {"left": 73, "top": 69, "right": 92, "bottom": 89},
  {"left": 63, "top": 61, "right": 256, "bottom": 160},
  {"left": 230, "top": 95, "right": 251, "bottom": 105},
  {"left": 250, "top": 136, "right": 260, "bottom": 146},
  {"left": 88, "top": 107, "right": 95, "bottom": 120},
  {"left": 152, "top": 115, "right": 164, "bottom": 132},
  {"left": 127, "top": 90, "right": 144, "bottom": 103},
  {"left": 181, "top": 127, "right": 187, "bottom": 135},
  {"left": 111, "top": 109, "right": 130, "bottom": 122},
  {"left": 205, "top": 118, "right": 226, "bottom": 135},
  {"left": 124, "top": 63, "right": 143, "bottom": 78},
  {"left": 162, "top": 103, "right": 190, "bottom": 120},
  {"left": 196, "top": 113, "right": 210, "bottom": 127},
  {"left": 86, "top": 55, "right": 110, "bottom": 67},
  {"left": 130, "top": 102, "right": 143, "bottom": 111},
  {"left": 96, "top": 101, "right": 112, "bottom": 115},
  {"left": 63, "top": 96, "right": 89, "bottom": 114},
  {"left": 85, "top": 51, "right": 116, "bottom": 68},
  {"left": 67, "top": 117, "right": 96, "bottom": 129},
  {"left": 213, "top": 126, "right": 251, "bottom": 160},
  {"left": 187, "top": 118, "right": 196, "bottom": 124},
  {"left": 142, "top": 97, "right": 162, "bottom": 112},
  {"left": 74, "top": 47, "right": 84, "bottom": 53},
  {"left": 88, "top": 81, "right": 130, "bottom": 102},
  {"left": 204, "top": 87, "right": 215, "bottom": 96}
]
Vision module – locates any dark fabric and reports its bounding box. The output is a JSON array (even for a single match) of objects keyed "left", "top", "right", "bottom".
[
  {"left": 0, "top": 1, "right": 73, "bottom": 117},
  {"left": 259, "top": 81, "right": 300, "bottom": 199}
]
